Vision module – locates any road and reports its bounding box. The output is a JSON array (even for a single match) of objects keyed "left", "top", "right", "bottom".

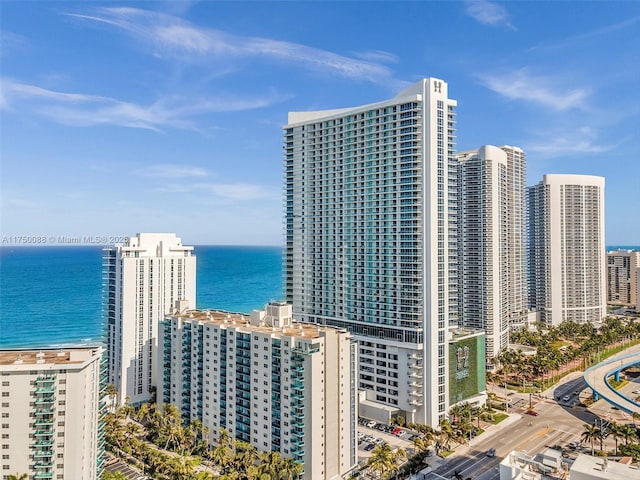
[
  {"left": 583, "top": 344, "right": 640, "bottom": 414},
  {"left": 422, "top": 357, "right": 640, "bottom": 480}
]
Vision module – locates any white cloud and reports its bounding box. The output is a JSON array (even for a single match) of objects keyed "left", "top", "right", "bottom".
[
  {"left": 479, "top": 69, "right": 591, "bottom": 111},
  {"left": 204, "top": 183, "right": 275, "bottom": 201},
  {"left": 156, "top": 182, "right": 276, "bottom": 201},
  {"left": 67, "top": 7, "right": 398, "bottom": 85},
  {"left": 1, "top": 78, "right": 285, "bottom": 131},
  {"left": 135, "top": 164, "right": 209, "bottom": 178},
  {"left": 464, "top": 0, "right": 515, "bottom": 30},
  {"left": 525, "top": 127, "right": 616, "bottom": 157}
]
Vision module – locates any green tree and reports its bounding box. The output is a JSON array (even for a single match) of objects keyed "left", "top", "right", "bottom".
[
  {"left": 7, "top": 474, "right": 28, "bottom": 480},
  {"left": 621, "top": 424, "right": 638, "bottom": 445},
  {"left": 608, "top": 422, "right": 623, "bottom": 455},
  {"left": 581, "top": 423, "right": 600, "bottom": 455},
  {"left": 366, "top": 441, "right": 395, "bottom": 479},
  {"left": 279, "top": 457, "right": 303, "bottom": 480}
]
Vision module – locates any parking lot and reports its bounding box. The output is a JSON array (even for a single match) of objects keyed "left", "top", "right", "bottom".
[
  {"left": 357, "top": 417, "right": 424, "bottom": 460},
  {"left": 103, "top": 455, "right": 148, "bottom": 480}
]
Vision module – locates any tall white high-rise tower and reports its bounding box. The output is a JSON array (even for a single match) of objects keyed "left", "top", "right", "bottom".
[
  {"left": 104, "top": 233, "right": 195, "bottom": 405},
  {"left": 456, "top": 146, "right": 509, "bottom": 359},
  {"left": 455, "top": 145, "right": 527, "bottom": 359},
  {"left": 284, "top": 78, "right": 463, "bottom": 426},
  {"left": 528, "top": 175, "right": 606, "bottom": 326}
]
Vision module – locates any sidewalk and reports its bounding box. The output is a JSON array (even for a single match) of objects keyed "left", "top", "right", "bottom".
[{"left": 427, "top": 412, "right": 522, "bottom": 470}]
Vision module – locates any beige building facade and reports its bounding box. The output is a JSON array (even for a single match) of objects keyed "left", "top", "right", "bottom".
[
  {"left": 0, "top": 347, "right": 105, "bottom": 480},
  {"left": 158, "top": 302, "right": 358, "bottom": 480}
]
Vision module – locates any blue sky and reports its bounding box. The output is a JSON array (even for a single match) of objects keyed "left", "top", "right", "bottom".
[{"left": 1, "top": 1, "right": 639, "bottom": 246}]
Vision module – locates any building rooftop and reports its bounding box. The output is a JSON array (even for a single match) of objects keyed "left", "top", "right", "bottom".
[
  {"left": 168, "top": 309, "right": 341, "bottom": 340},
  {"left": 0, "top": 347, "right": 101, "bottom": 366},
  {"left": 570, "top": 453, "right": 639, "bottom": 480}
]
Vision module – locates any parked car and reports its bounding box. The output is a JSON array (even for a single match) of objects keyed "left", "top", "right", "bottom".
[
  {"left": 562, "top": 395, "right": 570, "bottom": 402},
  {"left": 366, "top": 420, "right": 376, "bottom": 428},
  {"left": 364, "top": 443, "right": 375, "bottom": 451},
  {"left": 632, "top": 389, "right": 640, "bottom": 394},
  {"left": 392, "top": 427, "right": 402, "bottom": 435},
  {"left": 526, "top": 409, "right": 538, "bottom": 416}
]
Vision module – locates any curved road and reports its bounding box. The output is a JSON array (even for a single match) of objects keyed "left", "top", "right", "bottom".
[{"left": 583, "top": 344, "right": 640, "bottom": 414}]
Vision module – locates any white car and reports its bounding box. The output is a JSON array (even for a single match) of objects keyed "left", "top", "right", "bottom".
[
  {"left": 632, "top": 389, "right": 640, "bottom": 394},
  {"left": 562, "top": 395, "right": 571, "bottom": 402}
]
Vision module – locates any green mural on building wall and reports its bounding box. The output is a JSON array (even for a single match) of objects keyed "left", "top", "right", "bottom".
[{"left": 449, "top": 334, "right": 486, "bottom": 404}]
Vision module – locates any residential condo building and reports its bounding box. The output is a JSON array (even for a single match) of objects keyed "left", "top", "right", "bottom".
[
  {"left": 607, "top": 249, "right": 640, "bottom": 308},
  {"left": 455, "top": 145, "right": 528, "bottom": 359},
  {"left": 158, "top": 301, "right": 358, "bottom": 480},
  {"left": 104, "top": 233, "right": 196, "bottom": 406},
  {"left": 0, "top": 347, "right": 106, "bottom": 480},
  {"left": 283, "top": 78, "right": 473, "bottom": 426},
  {"left": 528, "top": 174, "right": 606, "bottom": 326}
]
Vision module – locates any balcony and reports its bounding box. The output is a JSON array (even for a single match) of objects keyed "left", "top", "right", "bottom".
[
  {"left": 291, "top": 438, "right": 305, "bottom": 449},
  {"left": 34, "top": 439, "right": 54, "bottom": 447},
  {"left": 34, "top": 461, "right": 53, "bottom": 468},
  {"left": 34, "top": 408, "right": 55, "bottom": 416},
  {"left": 33, "top": 451, "right": 53, "bottom": 458},
  {"left": 408, "top": 390, "right": 423, "bottom": 397},
  {"left": 409, "top": 399, "right": 423, "bottom": 406},
  {"left": 35, "top": 386, "right": 56, "bottom": 394},
  {"left": 34, "top": 419, "right": 54, "bottom": 427},
  {"left": 34, "top": 430, "right": 54, "bottom": 436},
  {"left": 34, "top": 473, "right": 54, "bottom": 479},
  {"left": 35, "top": 376, "right": 55, "bottom": 384}
]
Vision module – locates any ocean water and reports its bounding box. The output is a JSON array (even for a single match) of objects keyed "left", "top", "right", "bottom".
[
  {"left": 0, "top": 246, "right": 282, "bottom": 348},
  {"left": 1, "top": 245, "right": 638, "bottom": 348}
]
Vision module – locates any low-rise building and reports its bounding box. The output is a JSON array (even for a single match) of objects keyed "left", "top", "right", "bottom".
[
  {"left": 158, "top": 301, "right": 358, "bottom": 480},
  {"left": 570, "top": 453, "right": 639, "bottom": 480},
  {"left": 0, "top": 347, "right": 106, "bottom": 480}
]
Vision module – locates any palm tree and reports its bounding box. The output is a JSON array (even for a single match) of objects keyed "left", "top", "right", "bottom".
[
  {"left": 279, "top": 457, "right": 303, "bottom": 480},
  {"left": 7, "top": 474, "right": 28, "bottom": 480},
  {"left": 449, "top": 403, "right": 466, "bottom": 424},
  {"left": 621, "top": 424, "right": 638, "bottom": 445},
  {"left": 210, "top": 430, "right": 233, "bottom": 471},
  {"left": 581, "top": 423, "right": 600, "bottom": 455},
  {"left": 169, "top": 455, "right": 198, "bottom": 480},
  {"left": 258, "top": 450, "right": 283, "bottom": 478},
  {"left": 366, "top": 441, "right": 395, "bottom": 479},
  {"left": 438, "top": 418, "right": 456, "bottom": 451},
  {"left": 233, "top": 440, "right": 259, "bottom": 474},
  {"left": 413, "top": 436, "right": 428, "bottom": 453},
  {"left": 609, "top": 422, "right": 623, "bottom": 455},
  {"left": 471, "top": 404, "right": 485, "bottom": 429}
]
